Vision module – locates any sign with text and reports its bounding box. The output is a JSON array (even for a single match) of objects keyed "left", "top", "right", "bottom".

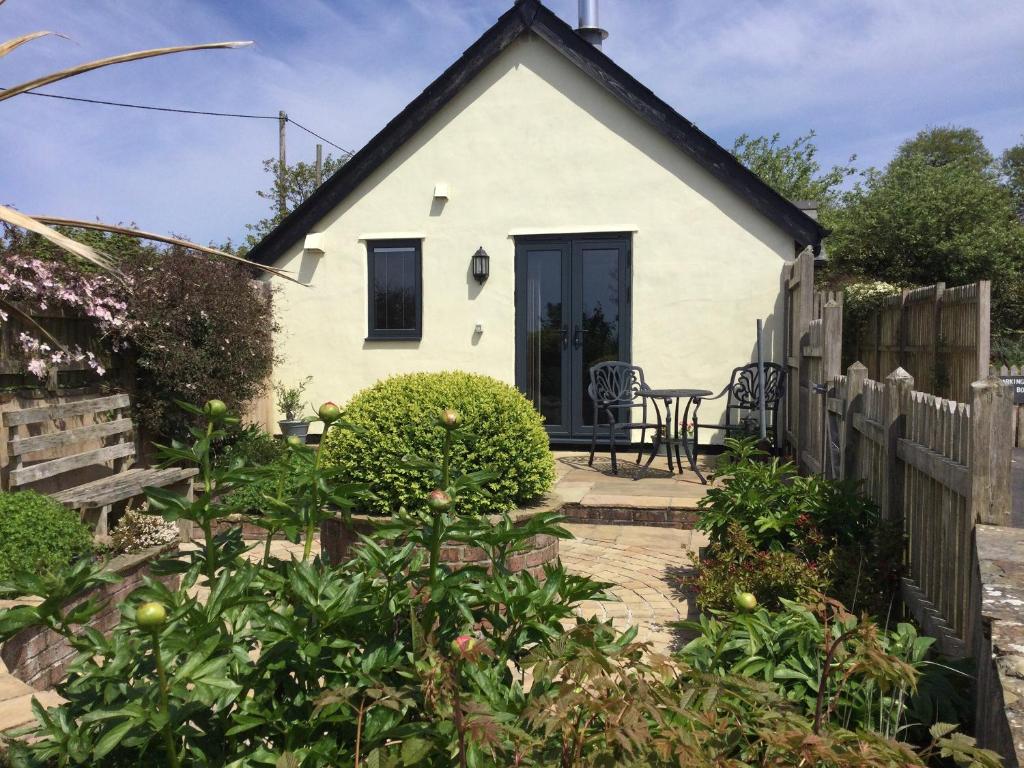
[{"left": 1000, "top": 376, "right": 1024, "bottom": 404}]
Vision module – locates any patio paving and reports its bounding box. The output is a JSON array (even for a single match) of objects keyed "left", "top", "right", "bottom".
[
  {"left": 561, "top": 523, "right": 704, "bottom": 651},
  {"left": 550, "top": 450, "right": 716, "bottom": 511}
]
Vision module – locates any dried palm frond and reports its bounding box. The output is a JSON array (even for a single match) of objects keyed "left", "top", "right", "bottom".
[
  {"left": 0, "top": 30, "right": 68, "bottom": 59},
  {"left": 0, "top": 12, "right": 273, "bottom": 283},
  {"left": 0, "top": 205, "right": 120, "bottom": 276},
  {"left": 0, "top": 40, "right": 252, "bottom": 103},
  {"left": 31, "top": 217, "right": 303, "bottom": 283},
  {"left": 0, "top": 299, "right": 65, "bottom": 350}
]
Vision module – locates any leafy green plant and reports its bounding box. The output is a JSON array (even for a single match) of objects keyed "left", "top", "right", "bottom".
[
  {"left": 0, "top": 491, "right": 93, "bottom": 582},
  {"left": 274, "top": 377, "right": 312, "bottom": 421},
  {"left": 684, "top": 524, "right": 830, "bottom": 612},
  {"left": 696, "top": 438, "right": 878, "bottom": 554},
  {"left": 678, "top": 596, "right": 971, "bottom": 743},
  {"left": 213, "top": 423, "right": 286, "bottom": 469},
  {"left": 320, "top": 371, "right": 554, "bottom": 516},
  {"left": 0, "top": 402, "right": 592, "bottom": 766}
]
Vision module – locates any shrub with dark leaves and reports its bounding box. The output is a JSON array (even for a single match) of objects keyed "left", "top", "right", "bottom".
[{"left": 124, "top": 248, "right": 277, "bottom": 440}]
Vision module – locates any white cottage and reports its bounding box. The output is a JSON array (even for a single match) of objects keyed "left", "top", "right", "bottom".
[{"left": 248, "top": 0, "right": 825, "bottom": 444}]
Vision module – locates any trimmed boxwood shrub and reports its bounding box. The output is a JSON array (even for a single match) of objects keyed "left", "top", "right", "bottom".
[
  {"left": 0, "top": 491, "right": 93, "bottom": 581},
  {"left": 320, "top": 371, "right": 554, "bottom": 516}
]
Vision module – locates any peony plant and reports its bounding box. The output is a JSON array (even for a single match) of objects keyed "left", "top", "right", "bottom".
[{"left": 0, "top": 403, "right": 1001, "bottom": 767}]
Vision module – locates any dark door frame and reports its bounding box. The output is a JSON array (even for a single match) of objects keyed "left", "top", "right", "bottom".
[{"left": 514, "top": 233, "right": 633, "bottom": 444}]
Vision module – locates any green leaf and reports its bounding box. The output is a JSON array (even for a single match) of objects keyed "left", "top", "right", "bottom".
[
  {"left": 92, "top": 719, "right": 135, "bottom": 760},
  {"left": 401, "top": 737, "right": 432, "bottom": 765},
  {"left": 930, "top": 722, "right": 959, "bottom": 740}
]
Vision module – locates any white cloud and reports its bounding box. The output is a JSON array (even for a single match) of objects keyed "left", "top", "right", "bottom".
[{"left": 1, "top": 0, "right": 1021, "bottom": 246}]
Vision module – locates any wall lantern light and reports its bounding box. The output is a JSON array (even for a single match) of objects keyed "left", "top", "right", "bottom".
[{"left": 472, "top": 246, "right": 490, "bottom": 284}]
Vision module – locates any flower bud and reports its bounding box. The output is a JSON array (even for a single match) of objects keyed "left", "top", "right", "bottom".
[
  {"left": 318, "top": 401, "right": 342, "bottom": 424},
  {"left": 451, "top": 634, "right": 476, "bottom": 655},
  {"left": 203, "top": 399, "right": 228, "bottom": 421},
  {"left": 733, "top": 591, "right": 757, "bottom": 612},
  {"left": 441, "top": 409, "right": 461, "bottom": 430},
  {"left": 426, "top": 489, "right": 452, "bottom": 512},
  {"left": 286, "top": 435, "right": 305, "bottom": 448},
  {"left": 136, "top": 601, "right": 167, "bottom": 631}
]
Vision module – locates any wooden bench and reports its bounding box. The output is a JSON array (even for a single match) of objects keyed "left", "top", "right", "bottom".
[{"left": 4, "top": 394, "right": 196, "bottom": 536}]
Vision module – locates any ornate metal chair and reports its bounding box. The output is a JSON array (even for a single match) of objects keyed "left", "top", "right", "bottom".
[
  {"left": 693, "top": 363, "right": 786, "bottom": 455},
  {"left": 587, "top": 362, "right": 659, "bottom": 475}
]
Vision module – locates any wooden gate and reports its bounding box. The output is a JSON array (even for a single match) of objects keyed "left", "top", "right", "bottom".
[{"left": 782, "top": 249, "right": 842, "bottom": 474}]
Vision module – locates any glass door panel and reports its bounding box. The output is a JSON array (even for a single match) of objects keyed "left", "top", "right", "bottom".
[
  {"left": 518, "top": 243, "right": 570, "bottom": 434},
  {"left": 516, "top": 236, "right": 630, "bottom": 441},
  {"left": 575, "top": 244, "right": 622, "bottom": 430}
]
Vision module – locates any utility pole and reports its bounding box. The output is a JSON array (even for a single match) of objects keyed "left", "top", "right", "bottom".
[
  {"left": 315, "top": 143, "right": 323, "bottom": 187},
  {"left": 278, "top": 110, "right": 287, "bottom": 218}
]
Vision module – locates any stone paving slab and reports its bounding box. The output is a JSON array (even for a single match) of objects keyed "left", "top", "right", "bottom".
[{"left": 552, "top": 452, "right": 716, "bottom": 510}]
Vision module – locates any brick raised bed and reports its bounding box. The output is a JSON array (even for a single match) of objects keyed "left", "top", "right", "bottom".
[
  {"left": 321, "top": 513, "right": 559, "bottom": 580},
  {"left": 1, "top": 545, "right": 179, "bottom": 691}
]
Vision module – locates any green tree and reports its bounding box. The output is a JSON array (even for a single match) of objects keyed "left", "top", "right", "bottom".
[
  {"left": 1001, "top": 137, "right": 1024, "bottom": 219},
  {"left": 896, "top": 125, "right": 992, "bottom": 172},
  {"left": 824, "top": 126, "right": 1024, "bottom": 333},
  {"left": 731, "top": 130, "right": 857, "bottom": 209},
  {"left": 241, "top": 153, "right": 348, "bottom": 251}
]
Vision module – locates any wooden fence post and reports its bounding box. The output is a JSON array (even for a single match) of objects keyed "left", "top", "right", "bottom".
[
  {"left": 976, "top": 281, "right": 991, "bottom": 384},
  {"left": 795, "top": 250, "right": 814, "bottom": 463},
  {"left": 843, "top": 362, "right": 868, "bottom": 481},
  {"left": 969, "top": 376, "right": 1013, "bottom": 526},
  {"left": 882, "top": 367, "right": 914, "bottom": 521},
  {"left": 822, "top": 299, "right": 842, "bottom": 381},
  {"left": 820, "top": 299, "right": 843, "bottom": 473},
  {"left": 931, "top": 283, "right": 946, "bottom": 396}
]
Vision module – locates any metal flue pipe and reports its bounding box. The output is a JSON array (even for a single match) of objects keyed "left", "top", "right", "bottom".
[{"left": 576, "top": 0, "right": 608, "bottom": 48}]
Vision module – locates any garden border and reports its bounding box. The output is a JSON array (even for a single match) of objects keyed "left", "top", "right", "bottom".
[{"left": 0, "top": 544, "right": 178, "bottom": 690}]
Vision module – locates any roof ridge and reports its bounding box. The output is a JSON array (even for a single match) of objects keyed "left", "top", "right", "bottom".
[{"left": 247, "top": 1, "right": 825, "bottom": 266}]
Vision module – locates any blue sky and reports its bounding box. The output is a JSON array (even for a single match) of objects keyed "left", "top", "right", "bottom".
[{"left": 2, "top": 0, "right": 1022, "bottom": 246}]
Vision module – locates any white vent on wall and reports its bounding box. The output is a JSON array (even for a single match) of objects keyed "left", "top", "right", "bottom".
[{"left": 303, "top": 233, "right": 326, "bottom": 254}]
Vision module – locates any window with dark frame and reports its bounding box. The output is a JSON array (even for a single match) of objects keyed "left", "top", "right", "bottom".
[{"left": 366, "top": 239, "right": 422, "bottom": 340}]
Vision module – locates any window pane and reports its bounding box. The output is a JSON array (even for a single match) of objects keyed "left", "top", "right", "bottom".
[{"left": 372, "top": 246, "right": 417, "bottom": 331}]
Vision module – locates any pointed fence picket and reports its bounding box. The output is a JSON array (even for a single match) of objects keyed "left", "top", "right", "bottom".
[{"left": 826, "top": 362, "right": 1011, "bottom": 657}]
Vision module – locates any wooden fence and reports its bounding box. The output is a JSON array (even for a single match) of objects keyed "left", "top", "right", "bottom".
[
  {"left": 783, "top": 252, "right": 1011, "bottom": 657},
  {"left": 855, "top": 281, "right": 990, "bottom": 403},
  {"left": 0, "top": 305, "right": 126, "bottom": 393},
  {"left": 824, "top": 363, "right": 1012, "bottom": 656}
]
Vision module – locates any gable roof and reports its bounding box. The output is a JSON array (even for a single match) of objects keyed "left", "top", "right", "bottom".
[{"left": 247, "top": 0, "right": 826, "bottom": 266}]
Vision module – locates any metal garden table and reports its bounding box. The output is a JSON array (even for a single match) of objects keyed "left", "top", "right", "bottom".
[{"left": 640, "top": 388, "right": 712, "bottom": 483}]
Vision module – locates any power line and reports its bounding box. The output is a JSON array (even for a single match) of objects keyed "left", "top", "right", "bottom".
[
  {"left": 3, "top": 86, "right": 355, "bottom": 156},
  {"left": 285, "top": 117, "right": 350, "bottom": 154},
  {"left": 16, "top": 88, "right": 278, "bottom": 120}
]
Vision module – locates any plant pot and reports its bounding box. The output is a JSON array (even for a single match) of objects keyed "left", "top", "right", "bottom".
[{"left": 278, "top": 419, "right": 309, "bottom": 441}]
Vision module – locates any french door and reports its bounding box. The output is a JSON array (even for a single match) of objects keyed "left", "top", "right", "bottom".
[{"left": 514, "top": 235, "right": 631, "bottom": 441}]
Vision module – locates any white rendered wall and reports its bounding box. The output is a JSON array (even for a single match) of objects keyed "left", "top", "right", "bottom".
[{"left": 267, "top": 34, "right": 794, "bottom": 435}]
